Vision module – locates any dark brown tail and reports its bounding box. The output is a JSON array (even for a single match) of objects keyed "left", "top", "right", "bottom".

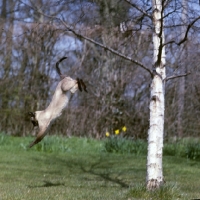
[
  {"left": 28, "top": 129, "right": 46, "bottom": 148},
  {"left": 56, "top": 57, "right": 68, "bottom": 78},
  {"left": 28, "top": 137, "right": 42, "bottom": 148}
]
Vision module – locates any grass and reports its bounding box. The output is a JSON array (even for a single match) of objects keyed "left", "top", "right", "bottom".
[{"left": 0, "top": 134, "right": 200, "bottom": 199}]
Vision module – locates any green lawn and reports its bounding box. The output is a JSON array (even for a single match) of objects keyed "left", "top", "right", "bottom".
[{"left": 0, "top": 134, "right": 200, "bottom": 200}]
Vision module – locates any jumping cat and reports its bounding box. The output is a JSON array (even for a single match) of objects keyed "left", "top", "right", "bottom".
[{"left": 28, "top": 57, "right": 87, "bottom": 148}]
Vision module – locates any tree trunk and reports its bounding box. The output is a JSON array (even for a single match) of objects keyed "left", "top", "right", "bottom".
[
  {"left": 146, "top": 0, "right": 166, "bottom": 190},
  {"left": 177, "top": 0, "right": 187, "bottom": 138}
]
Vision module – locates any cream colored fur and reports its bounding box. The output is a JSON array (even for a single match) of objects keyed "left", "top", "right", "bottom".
[{"left": 29, "top": 77, "right": 78, "bottom": 148}]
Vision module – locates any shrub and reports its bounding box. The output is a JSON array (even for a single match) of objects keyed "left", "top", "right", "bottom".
[
  {"left": 103, "top": 135, "right": 147, "bottom": 155},
  {"left": 163, "top": 143, "right": 185, "bottom": 157},
  {"left": 186, "top": 142, "right": 200, "bottom": 161}
]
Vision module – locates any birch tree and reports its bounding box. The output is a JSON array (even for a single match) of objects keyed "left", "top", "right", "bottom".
[
  {"left": 146, "top": 0, "right": 166, "bottom": 189},
  {"left": 146, "top": 0, "right": 199, "bottom": 189}
]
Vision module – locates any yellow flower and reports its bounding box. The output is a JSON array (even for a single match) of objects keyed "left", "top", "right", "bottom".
[
  {"left": 115, "top": 129, "right": 120, "bottom": 135},
  {"left": 122, "top": 126, "right": 127, "bottom": 132},
  {"left": 105, "top": 132, "right": 110, "bottom": 137}
]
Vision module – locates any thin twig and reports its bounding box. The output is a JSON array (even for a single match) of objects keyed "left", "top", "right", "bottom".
[
  {"left": 124, "top": 0, "right": 152, "bottom": 19},
  {"left": 60, "top": 20, "right": 152, "bottom": 75},
  {"left": 38, "top": 12, "right": 152, "bottom": 75},
  {"left": 165, "top": 72, "right": 191, "bottom": 81},
  {"left": 20, "top": 0, "right": 152, "bottom": 75},
  {"left": 163, "top": 16, "right": 200, "bottom": 47}
]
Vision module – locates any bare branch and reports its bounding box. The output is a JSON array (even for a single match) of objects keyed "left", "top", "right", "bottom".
[
  {"left": 33, "top": 15, "right": 152, "bottom": 75},
  {"left": 165, "top": 72, "right": 191, "bottom": 81},
  {"left": 20, "top": 0, "right": 152, "bottom": 75},
  {"left": 124, "top": 0, "right": 152, "bottom": 19},
  {"left": 163, "top": 16, "right": 200, "bottom": 47},
  {"left": 61, "top": 21, "right": 152, "bottom": 75}
]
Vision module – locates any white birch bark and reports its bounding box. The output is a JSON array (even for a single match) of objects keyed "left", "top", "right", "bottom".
[{"left": 146, "top": 0, "right": 166, "bottom": 189}]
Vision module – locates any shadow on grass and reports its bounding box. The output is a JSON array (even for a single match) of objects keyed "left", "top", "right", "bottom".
[
  {"left": 79, "top": 160, "right": 129, "bottom": 188},
  {"left": 28, "top": 153, "right": 132, "bottom": 189},
  {"left": 57, "top": 155, "right": 130, "bottom": 188},
  {"left": 28, "top": 180, "right": 65, "bottom": 188}
]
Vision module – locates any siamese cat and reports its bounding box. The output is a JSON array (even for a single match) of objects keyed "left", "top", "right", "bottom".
[{"left": 28, "top": 57, "right": 87, "bottom": 148}]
